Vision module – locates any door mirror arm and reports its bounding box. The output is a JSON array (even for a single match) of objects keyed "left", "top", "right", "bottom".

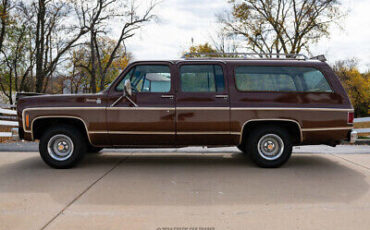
[{"left": 110, "top": 79, "right": 138, "bottom": 107}]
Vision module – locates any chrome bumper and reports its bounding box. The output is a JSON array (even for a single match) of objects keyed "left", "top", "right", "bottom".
[
  {"left": 11, "top": 128, "right": 19, "bottom": 141},
  {"left": 350, "top": 130, "right": 358, "bottom": 144}
]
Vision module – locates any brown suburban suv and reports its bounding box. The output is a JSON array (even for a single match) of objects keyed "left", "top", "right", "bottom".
[{"left": 16, "top": 54, "right": 357, "bottom": 168}]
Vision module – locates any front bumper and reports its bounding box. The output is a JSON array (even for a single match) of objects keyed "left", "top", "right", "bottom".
[{"left": 349, "top": 130, "right": 358, "bottom": 144}]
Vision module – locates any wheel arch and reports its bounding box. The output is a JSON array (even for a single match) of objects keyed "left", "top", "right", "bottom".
[
  {"left": 239, "top": 119, "right": 303, "bottom": 146},
  {"left": 31, "top": 116, "right": 92, "bottom": 145}
]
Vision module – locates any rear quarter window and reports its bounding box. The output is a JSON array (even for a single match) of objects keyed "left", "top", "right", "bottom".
[{"left": 234, "top": 66, "right": 333, "bottom": 93}]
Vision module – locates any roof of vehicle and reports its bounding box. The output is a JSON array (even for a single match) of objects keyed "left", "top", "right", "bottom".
[
  {"left": 130, "top": 53, "right": 328, "bottom": 66},
  {"left": 130, "top": 59, "right": 326, "bottom": 67}
]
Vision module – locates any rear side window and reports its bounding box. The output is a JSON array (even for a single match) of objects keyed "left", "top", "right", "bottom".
[
  {"left": 180, "top": 65, "right": 225, "bottom": 92},
  {"left": 235, "top": 66, "right": 332, "bottom": 92}
]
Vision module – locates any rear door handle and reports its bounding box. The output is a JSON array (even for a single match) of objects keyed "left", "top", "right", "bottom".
[
  {"left": 215, "top": 95, "right": 228, "bottom": 99},
  {"left": 161, "top": 95, "right": 174, "bottom": 99}
]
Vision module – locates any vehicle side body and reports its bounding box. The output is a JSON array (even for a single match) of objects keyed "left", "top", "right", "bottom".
[{"left": 16, "top": 59, "right": 355, "bottom": 168}]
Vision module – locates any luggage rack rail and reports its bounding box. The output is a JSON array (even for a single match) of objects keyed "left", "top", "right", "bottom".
[{"left": 182, "top": 53, "right": 327, "bottom": 62}]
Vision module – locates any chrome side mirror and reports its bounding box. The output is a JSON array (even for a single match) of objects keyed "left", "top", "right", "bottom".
[
  {"left": 123, "top": 79, "right": 132, "bottom": 96},
  {"left": 111, "top": 78, "right": 137, "bottom": 107}
]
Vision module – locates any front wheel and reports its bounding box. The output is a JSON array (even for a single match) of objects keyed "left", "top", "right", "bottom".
[
  {"left": 247, "top": 126, "right": 292, "bottom": 168},
  {"left": 39, "top": 125, "right": 86, "bottom": 169}
]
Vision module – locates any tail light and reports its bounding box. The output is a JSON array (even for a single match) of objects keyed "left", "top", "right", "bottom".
[{"left": 347, "top": 112, "right": 354, "bottom": 124}]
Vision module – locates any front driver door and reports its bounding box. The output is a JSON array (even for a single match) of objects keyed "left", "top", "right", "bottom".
[{"left": 107, "top": 62, "right": 176, "bottom": 146}]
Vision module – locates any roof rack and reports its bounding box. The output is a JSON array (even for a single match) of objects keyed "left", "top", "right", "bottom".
[
  {"left": 182, "top": 52, "right": 310, "bottom": 60},
  {"left": 309, "top": 55, "right": 327, "bottom": 62}
]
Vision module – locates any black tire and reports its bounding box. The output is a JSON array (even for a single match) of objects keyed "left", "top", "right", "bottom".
[
  {"left": 87, "top": 145, "right": 103, "bottom": 154},
  {"left": 39, "top": 125, "right": 86, "bottom": 169},
  {"left": 237, "top": 144, "right": 248, "bottom": 154},
  {"left": 247, "top": 126, "right": 292, "bottom": 168}
]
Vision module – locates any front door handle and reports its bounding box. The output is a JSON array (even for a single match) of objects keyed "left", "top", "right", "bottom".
[
  {"left": 215, "top": 95, "right": 228, "bottom": 99},
  {"left": 161, "top": 95, "right": 174, "bottom": 99}
]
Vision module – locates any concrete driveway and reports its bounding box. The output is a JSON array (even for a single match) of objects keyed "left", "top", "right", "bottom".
[{"left": 0, "top": 146, "right": 370, "bottom": 230}]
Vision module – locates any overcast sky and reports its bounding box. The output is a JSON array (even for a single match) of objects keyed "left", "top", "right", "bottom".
[{"left": 124, "top": 0, "right": 370, "bottom": 72}]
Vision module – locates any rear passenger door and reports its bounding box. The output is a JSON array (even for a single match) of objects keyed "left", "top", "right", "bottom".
[{"left": 175, "top": 62, "right": 232, "bottom": 146}]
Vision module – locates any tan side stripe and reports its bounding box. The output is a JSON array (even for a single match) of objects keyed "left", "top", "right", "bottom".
[
  {"left": 177, "top": 107, "right": 229, "bottom": 110},
  {"left": 89, "top": 131, "right": 239, "bottom": 135},
  {"left": 231, "top": 107, "right": 353, "bottom": 112},
  {"left": 177, "top": 131, "right": 237, "bottom": 135},
  {"left": 107, "top": 107, "right": 175, "bottom": 111},
  {"left": 302, "top": 127, "right": 352, "bottom": 131},
  {"left": 108, "top": 131, "right": 175, "bottom": 135},
  {"left": 88, "top": 131, "right": 109, "bottom": 134}
]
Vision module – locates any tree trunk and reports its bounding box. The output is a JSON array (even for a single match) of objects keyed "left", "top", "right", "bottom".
[
  {"left": 89, "top": 29, "right": 97, "bottom": 93},
  {"left": 0, "top": 0, "right": 9, "bottom": 53},
  {"left": 35, "top": 0, "right": 46, "bottom": 93}
]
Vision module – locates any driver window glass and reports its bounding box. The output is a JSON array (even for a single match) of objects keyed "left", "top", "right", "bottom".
[
  {"left": 116, "top": 65, "right": 171, "bottom": 93},
  {"left": 116, "top": 68, "right": 133, "bottom": 91}
]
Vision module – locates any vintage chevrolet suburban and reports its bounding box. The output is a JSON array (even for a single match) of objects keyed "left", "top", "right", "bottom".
[{"left": 16, "top": 54, "right": 357, "bottom": 168}]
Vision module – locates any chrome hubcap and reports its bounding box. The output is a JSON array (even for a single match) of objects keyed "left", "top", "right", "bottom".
[
  {"left": 47, "top": 134, "right": 74, "bottom": 161},
  {"left": 257, "top": 134, "right": 284, "bottom": 160}
]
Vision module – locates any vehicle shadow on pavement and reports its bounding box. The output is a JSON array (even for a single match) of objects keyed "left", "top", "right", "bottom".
[{"left": 0, "top": 152, "right": 368, "bottom": 206}]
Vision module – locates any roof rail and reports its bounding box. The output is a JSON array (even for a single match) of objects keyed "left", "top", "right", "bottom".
[
  {"left": 310, "top": 55, "right": 327, "bottom": 62},
  {"left": 182, "top": 52, "right": 309, "bottom": 60}
]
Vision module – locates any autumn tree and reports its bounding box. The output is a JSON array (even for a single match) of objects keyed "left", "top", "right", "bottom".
[
  {"left": 186, "top": 42, "right": 217, "bottom": 54},
  {"left": 77, "top": 0, "right": 157, "bottom": 93},
  {"left": 220, "top": 0, "right": 344, "bottom": 56},
  {"left": 0, "top": 0, "right": 11, "bottom": 53},
  {"left": 184, "top": 41, "right": 242, "bottom": 58},
  {"left": 0, "top": 0, "right": 35, "bottom": 104},
  {"left": 333, "top": 59, "right": 370, "bottom": 117},
  {"left": 29, "top": 0, "right": 92, "bottom": 93},
  {"left": 69, "top": 37, "right": 131, "bottom": 93}
]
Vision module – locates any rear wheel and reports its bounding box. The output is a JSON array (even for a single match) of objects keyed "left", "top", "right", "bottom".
[
  {"left": 39, "top": 125, "right": 86, "bottom": 168},
  {"left": 237, "top": 144, "right": 247, "bottom": 154},
  {"left": 247, "top": 126, "right": 292, "bottom": 168}
]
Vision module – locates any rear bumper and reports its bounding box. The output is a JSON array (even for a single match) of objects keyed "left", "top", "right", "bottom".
[
  {"left": 11, "top": 128, "right": 20, "bottom": 141},
  {"left": 349, "top": 130, "right": 358, "bottom": 144}
]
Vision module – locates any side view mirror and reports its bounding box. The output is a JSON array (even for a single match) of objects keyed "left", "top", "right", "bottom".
[
  {"left": 123, "top": 79, "right": 132, "bottom": 96},
  {"left": 111, "top": 78, "right": 137, "bottom": 107}
]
